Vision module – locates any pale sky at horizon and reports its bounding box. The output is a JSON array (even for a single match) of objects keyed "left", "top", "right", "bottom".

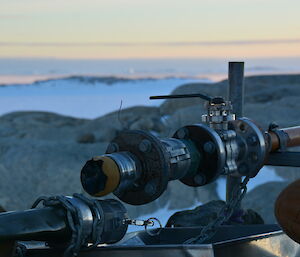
[{"left": 0, "top": 0, "right": 299, "bottom": 59}]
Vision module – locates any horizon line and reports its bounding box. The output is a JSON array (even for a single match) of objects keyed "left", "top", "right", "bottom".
[{"left": 0, "top": 38, "right": 300, "bottom": 47}]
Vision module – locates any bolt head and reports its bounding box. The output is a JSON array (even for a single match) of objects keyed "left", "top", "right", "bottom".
[
  {"left": 176, "top": 127, "right": 189, "bottom": 139},
  {"left": 219, "top": 132, "right": 228, "bottom": 140},
  {"left": 139, "top": 139, "right": 152, "bottom": 153},
  {"left": 251, "top": 153, "right": 258, "bottom": 162},
  {"left": 223, "top": 166, "right": 229, "bottom": 174},
  {"left": 203, "top": 141, "right": 216, "bottom": 154},
  {"left": 247, "top": 135, "right": 258, "bottom": 146},
  {"left": 144, "top": 181, "right": 157, "bottom": 195},
  {"left": 194, "top": 174, "right": 206, "bottom": 185},
  {"left": 106, "top": 142, "right": 119, "bottom": 153}
]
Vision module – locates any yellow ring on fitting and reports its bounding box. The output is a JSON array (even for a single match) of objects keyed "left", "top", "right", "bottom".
[{"left": 93, "top": 156, "right": 121, "bottom": 197}]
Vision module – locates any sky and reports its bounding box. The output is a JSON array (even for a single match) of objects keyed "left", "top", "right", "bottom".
[{"left": 0, "top": 0, "right": 299, "bottom": 59}]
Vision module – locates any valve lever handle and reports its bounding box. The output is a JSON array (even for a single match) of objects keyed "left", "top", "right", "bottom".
[{"left": 150, "top": 93, "right": 213, "bottom": 102}]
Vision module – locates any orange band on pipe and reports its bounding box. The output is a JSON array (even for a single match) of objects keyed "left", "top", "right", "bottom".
[{"left": 268, "top": 126, "right": 300, "bottom": 152}]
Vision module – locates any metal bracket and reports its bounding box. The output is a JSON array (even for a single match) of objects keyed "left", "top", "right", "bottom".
[
  {"left": 266, "top": 152, "right": 300, "bottom": 167},
  {"left": 268, "top": 123, "right": 289, "bottom": 152}
]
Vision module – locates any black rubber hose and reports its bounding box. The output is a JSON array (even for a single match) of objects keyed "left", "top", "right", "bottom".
[{"left": 0, "top": 207, "right": 70, "bottom": 242}]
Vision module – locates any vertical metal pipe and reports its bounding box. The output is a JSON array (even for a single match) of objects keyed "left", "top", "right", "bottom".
[
  {"left": 226, "top": 62, "right": 245, "bottom": 203},
  {"left": 228, "top": 62, "right": 244, "bottom": 116}
]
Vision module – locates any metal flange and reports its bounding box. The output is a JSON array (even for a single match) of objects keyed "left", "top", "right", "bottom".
[
  {"left": 107, "top": 130, "right": 170, "bottom": 205},
  {"left": 173, "top": 124, "right": 226, "bottom": 186},
  {"left": 228, "top": 118, "right": 266, "bottom": 177}
]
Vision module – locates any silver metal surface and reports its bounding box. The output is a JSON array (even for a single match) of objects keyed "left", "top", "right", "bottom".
[
  {"left": 108, "top": 129, "right": 171, "bottom": 205},
  {"left": 107, "top": 152, "right": 141, "bottom": 192},
  {"left": 219, "top": 130, "right": 238, "bottom": 175},
  {"left": 66, "top": 196, "right": 94, "bottom": 241},
  {"left": 228, "top": 62, "right": 244, "bottom": 117},
  {"left": 160, "top": 138, "right": 191, "bottom": 180},
  {"left": 202, "top": 100, "right": 235, "bottom": 130},
  {"left": 226, "top": 62, "right": 244, "bottom": 203},
  {"left": 106, "top": 143, "right": 119, "bottom": 153},
  {"left": 230, "top": 118, "right": 266, "bottom": 177}
]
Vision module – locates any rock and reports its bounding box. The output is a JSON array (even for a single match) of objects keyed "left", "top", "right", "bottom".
[
  {"left": 243, "top": 74, "right": 300, "bottom": 103},
  {"left": 165, "top": 200, "right": 263, "bottom": 227},
  {"left": 0, "top": 111, "right": 87, "bottom": 141},
  {"left": 166, "top": 200, "right": 225, "bottom": 227},
  {"left": 0, "top": 138, "right": 109, "bottom": 210},
  {"left": 242, "top": 209, "right": 264, "bottom": 225},
  {"left": 129, "top": 116, "right": 165, "bottom": 132},
  {"left": 81, "top": 106, "right": 161, "bottom": 142},
  {"left": 164, "top": 105, "right": 205, "bottom": 134},
  {"left": 243, "top": 181, "right": 290, "bottom": 224},
  {"left": 167, "top": 180, "right": 219, "bottom": 210},
  {"left": 274, "top": 165, "right": 300, "bottom": 182},
  {"left": 77, "top": 133, "right": 96, "bottom": 144},
  {"left": 57, "top": 76, "right": 154, "bottom": 85},
  {"left": 244, "top": 101, "right": 300, "bottom": 129}
]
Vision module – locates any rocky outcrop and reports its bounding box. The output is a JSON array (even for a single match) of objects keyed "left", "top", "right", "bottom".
[
  {"left": 243, "top": 181, "right": 290, "bottom": 224},
  {"left": 166, "top": 200, "right": 264, "bottom": 227}
]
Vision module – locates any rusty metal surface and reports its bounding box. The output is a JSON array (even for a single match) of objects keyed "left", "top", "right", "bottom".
[
  {"left": 269, "top": 126, "right": 300, "bottom": 152},
  {"left": 284, "top": 126, "right": 300, "bottom": 147}
]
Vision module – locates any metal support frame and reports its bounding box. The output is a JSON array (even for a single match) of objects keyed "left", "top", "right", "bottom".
[
  {"left": 226, "top": 62, "right": 245, "bottom": 204},
  {"left": 266, "top": 152, "right": 300, "bottom": 167}
]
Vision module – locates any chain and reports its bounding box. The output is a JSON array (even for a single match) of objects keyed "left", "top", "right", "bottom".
[
  {"left": 124, "top": 217, "right": 162, "bottom": 236},
  {"left": 184, "top": 175, "right": 250, "bottom": 244}
]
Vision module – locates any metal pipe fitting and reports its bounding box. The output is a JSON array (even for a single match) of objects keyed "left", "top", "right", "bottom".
[
  {"left": 81, "top": 130, "right": 202, "bottom": 205},
  {"left": 0, "top": 196, "right": 128, "bottom": 246},
  {"left": 81, "top": 152, "right": 140, "bottom": 197}
]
